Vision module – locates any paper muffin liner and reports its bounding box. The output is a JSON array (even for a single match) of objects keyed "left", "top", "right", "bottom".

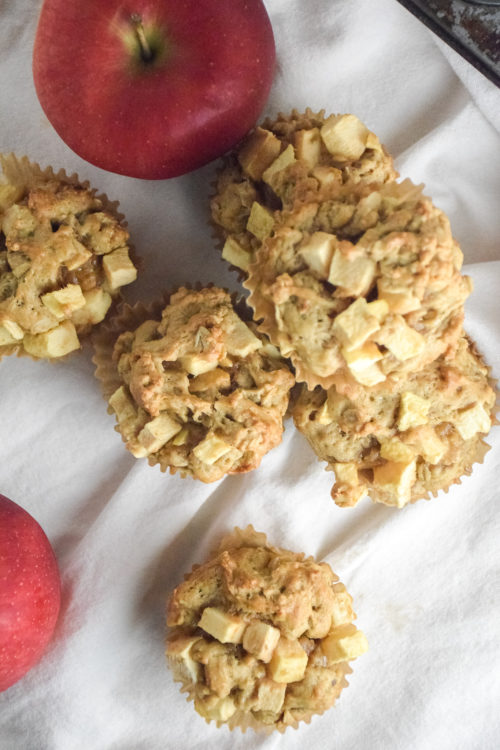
[
  {"left": 92, "top": 286, "right": 294, "bottom": 480},
  {"left": 0, "top": 153, "right": 140, "bottom": 362},
  {"left": 166, "top": 525, "right": 355, "bottom": 734}
]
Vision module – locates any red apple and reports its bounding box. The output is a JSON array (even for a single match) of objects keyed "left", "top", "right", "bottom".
[
  {"left": 32, "top": 0, "right": 276, "bottom": 179},
  {"left": 0, "top": 494, "right": 61, "bottom": 692}
]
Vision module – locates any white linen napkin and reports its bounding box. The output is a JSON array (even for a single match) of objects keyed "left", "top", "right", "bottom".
[{"left": 0, "top": 1, "right": 499, "bottom": 749}]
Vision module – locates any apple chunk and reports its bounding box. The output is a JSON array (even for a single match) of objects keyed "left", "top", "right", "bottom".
[{"left": 32, "top": 0, "right": 276, "bottom": 179}]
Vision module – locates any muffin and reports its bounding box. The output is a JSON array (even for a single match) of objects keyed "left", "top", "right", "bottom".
[
  {"left": 210, "top": 109, "right": 397, "bottom": 275},
  {"left": 291, "top": 337, "right": 497, "bottom": 508},
  {"left": 244, "top": 178, "right": 472, "bottom": 389},
  {"left": 93, "top": 286, "right": 295, "bottom": 482},
  {"left": 0, "top": 155, "right": 137, "bottom": 359},
  {"left": 166, "top": 526, "right": 368, "bottom": 732}
]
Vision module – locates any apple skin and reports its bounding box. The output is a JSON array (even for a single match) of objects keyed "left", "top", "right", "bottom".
[
  {"left": 32, "top": 0, "right": 276, "bottom": 179},
  {"left": 0, "top": 494, "right": 61, "bottom": 692}
]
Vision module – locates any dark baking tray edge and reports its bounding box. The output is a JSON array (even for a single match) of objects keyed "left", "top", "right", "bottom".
[{"left": 395, "top": 0, "right": 500, "bottom": 88}]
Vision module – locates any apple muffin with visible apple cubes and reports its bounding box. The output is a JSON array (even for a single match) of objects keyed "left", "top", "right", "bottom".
[
  {"left": 291, "top": 336, "right": 497, "bottom": 509},
  {"left": 0, "top": 155, "right": 137, "bottom": 359},
  {"left": 166, "top": 526, "right": 368, "bottom": 733},
  {"left": 95, "top": 287, "right": 294, "bottom": 482},
  {"left": 244, "top": 178, "right": 472, "bottom": 390},
  {"left": 210, "top": 110, "right": 397, "bottom": 275}
]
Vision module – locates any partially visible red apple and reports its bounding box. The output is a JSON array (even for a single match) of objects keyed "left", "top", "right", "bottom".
[
  {"left": 0, "top": 494, "right": 61, "bottom": 692},
  {"left": 32, "top": 0, "right": 276, "bottom": 179}
]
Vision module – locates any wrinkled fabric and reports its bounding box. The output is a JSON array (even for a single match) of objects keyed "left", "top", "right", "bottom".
[{"left": 0, "top": 1, "right": 499, "bottom": 748}]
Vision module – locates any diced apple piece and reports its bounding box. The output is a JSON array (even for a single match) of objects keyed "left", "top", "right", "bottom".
[
  {"left": 262, "top": 144, "right": 296, "bottom": 185},
  {"left": 243, "top": 621, "right": 281, "bottom": 663},
  {"left": 320, "top": 114, "right": 369, "bottom": 161},
  {"left": 246, "top": 201, "right": 274, "bottom": 241},
  {"left": 23, "top": 320, "right": 80, "bottom": 358},
  {"left": 333, "top": 462, "right": 359, "bottom": 486},
  {"left": 367, "top": 299, "right": 390, "bottom": 323},
  {"left": 225, "top": 317, "right": 262, "bottom": 357},
  {"left": 299, "top": 231, "right": 336, "bottom": 278},
  {"left": 453, "top": 403, "right": 491, "bottom": 440},
  {"left": 403, "top": 425, "right": 446, "bottom": 465},
  {"left": 198, "top": 607, "right": 247, "bottom": 644},
  {"left": 166, "top": 635, "right": 201, "bottom": 683},
  {"left": 41, "top": 283, "right": 86, "bottom": 319},
  {"left": 322, "top": 624, "right": 368, "bottom": 663},
  {"left": 55, "top": 230, "right": 92, "bottom": 270},
  {"left": 254, "top": 678, "right": 286, "bottom": 713},
  {"left": 0, "top": 327, "right": 19, "bottom": 347},
  {"left": 374, "top": 315, "right": 425, "bottom": 362},
  {"left": 71, "top": 287, "right": 112, "bottom": 326},
  {"left": 137, "top": 413, "right": 182, "bottom": 454},
  {"left": 332, "top": 298, "right": 383, "bottom": 351},
  {"left": 330, "top": 583, "right": 354, "bottom": 628},
  {"left": 334, "top": 483, "right": 369, "bottom": 507},
  {"left": 373, "top": 458, "right": 416, "bottom": 507},
  {"left": 315, "top": 401, "right": 332, "bottom": 425},
  {"left": 356, "top": 190, "right": 382, "bottom": 218},
  {"left": 366, "top": 131, "right": 383, "bottom": 151},
  {"left": 195, "top": 695, "right": 236, "bottom": 723},
  {"left": 189, "top": 367, "right": 231, "bottom": 393},
  {"left": 293, "top": 127, "right": 322, "bottom": 168},
  {"left": 350, "top": 362, "right": 386, "bottom": 386},
  {"left": 328, "top": 249, "right": 376, "bottom": 295},
  {"left": 108, "top": 385, "right": 136, "bottom": 423},
  {"left": 311, "top": 165, "right": 342, "bottom": 188},
  {"left": 1, "top": 204, "right": 37, "bottom": 238},
  {"left": 261, "top": 340, "right": 282, "bottom": 359},
  {"left": 343, "top": 341, "right": 382, "bottom": 372},
  {"left": 193, "top": 434, "right": 241, "bottom": 465},
  {"left": 102, "top": 247, "right": 137, "bottom": 290},
  {"left": 127, "top": 443, "right": 149, "bottom": 459},
  {"left": 0, "top": 317, "right": 24, "bottom": 343},
  {"left": 268, "top": 637, "right": 308, "bottom": 683},
  {"left": 181, "top": 353, "right": 219, "bottom": 376},
  {"left": 380, "top": 437, "right": 415, "bottom": 464},
  {"left": 171, "top": 426, "right": 189, "bottom": 446},
  {"left": 377, "top": 279, "right": 420, "bottom": 314},
  {"left": 221, "top": 236, "right": 252, "bottom": 272},
  {"left": 451, "top": 240, "right": 464, "bottom": 271},
  {"left": 238, "top": 127, "right": 282, "bottom": 180},
  {"left": 397, "top": 391, "right": 430, "bottom": 431}
]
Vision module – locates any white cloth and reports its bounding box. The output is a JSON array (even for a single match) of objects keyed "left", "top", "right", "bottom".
[{"left": 1, "top": 1, "right": 499, "bottom": 748}]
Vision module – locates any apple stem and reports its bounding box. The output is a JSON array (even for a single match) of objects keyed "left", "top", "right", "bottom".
[{"left": 130, "top": 14, "right": 154, "bottom": 63}]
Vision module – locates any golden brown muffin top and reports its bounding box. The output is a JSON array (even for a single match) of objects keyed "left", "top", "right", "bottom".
[
  {"left": 0, "top": 176, "right": 136, "bottom": 358},
  {"left": 107, "top": 287, "right": 295, "bottom": 482},
  {"left": 244, "top": 179, "right": 471, "bottom": 389},
  {"left": 166, "top": 527, "right": 368, "bottom": 731},
  {"left": 292, "top": 337, "right": 497, "bottom": 507}
]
